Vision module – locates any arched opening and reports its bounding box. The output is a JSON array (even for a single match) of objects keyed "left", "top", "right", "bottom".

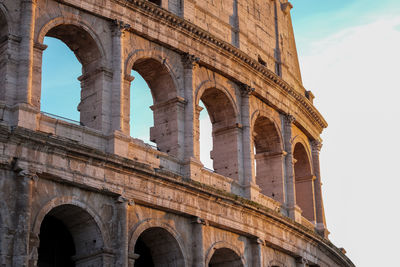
[
  {"left": 38, "top": 24, "right": 102, "bottom": 129},
  {"left": 253, "top": 116, "right": 284, "bottom": 202},
  {"left": 199, "top": 100, "right": 213, "bottom": 170},
  {"left": 293, "top": 143, "right": 316, "bottom": 222},
  {"left": 0, "top": 9, "right": 9, "bottom": 101},
  {"left": 199, "top": 88, "right": 240, "bottom": 179},
  {"left": 133, "top": 227, "right": 185, "bottom": 267},
  {"left": 37, "top": 204, "right": 105, "bottom": 267},
  {"left": 131, "top": 58, "right": 179, "bottom": 156},
  {"left": 41, "top": 37, "right": 81, "bottom": 122},
  {"left": 209, "top": 248, "right": 243, "bottom": 267},
  {"left": 130, "top": 70, "right": 155, "bottom": 145}
]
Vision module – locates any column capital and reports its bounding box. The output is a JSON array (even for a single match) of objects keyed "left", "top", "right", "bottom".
[
  {"left": 191, "top": 216, "right": 209, "bottom": 226},
  {"left": 238, "top": 82, "right": 255, "bottom": 96},
  {"left": 111, "top": 19, "right": 130, "bottom": 37},
  {"left": 16, "top": 169, "right": 38, "bottom": 182},
  {"left": 181, "top": 52, "right": 200, "bottom": 69},
  {"left": 116, "top": 195, "right": 135, "bottom": 206},
  {"left": 281, "top": 2, "right": 293, "bottom": 14},
  {"left": 284, "top": 113, "right": 295, "bottom": 125},
  {"left": 311, "top": 140, "right": 322, "bottom": 153}
]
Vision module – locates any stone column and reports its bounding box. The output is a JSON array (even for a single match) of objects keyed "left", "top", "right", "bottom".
[
  {"left": 239, "top": 83, "right": 259, "bottom": 200},
  {"left": 107, "top": 21, "right": 132, "bottom": 158},
  {"left": 282, "top": 114, "right": 301, "bottom": 222},
  {"left": 12, "top": 0, "right": 38, "bottom": 130},
  {"left": 115, "top": 196, "right": 132, "bottom": 267},
  {"left": 191, "top": 217, "right": 207, "bottom": 267},
  {"left": 311, "top": 140, "right": 328, "bottom": 237},
  {"left": 28, "top": 233, "right": 39, "bottom": 267},
  {"left": 251, "top": 238, "right": 264, "bottom": 267},
  {"left": 12, "top": 169, "right": 37, "bottom": 267},
  {"left": 16, "top": 0, "right": 37, "bottom": 105},
  {"left": 111, "top": 20, "right": 130, "bottom": 135},
  {"left": 181, "top": 53, "right": 201, "bottom": 179},
  {"left": 1, "top": 34, "right": 22, "bottom": 104}
]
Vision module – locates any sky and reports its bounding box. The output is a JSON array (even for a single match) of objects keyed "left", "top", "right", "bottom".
[
  {"left": 291, "top": 0, "right": 400, "bottom": 266},
  {"left": 39, "top": 1, "right": 400, "bottom": 266}
]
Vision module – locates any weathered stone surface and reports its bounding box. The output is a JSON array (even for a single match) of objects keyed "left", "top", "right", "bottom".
[{"left": 0, "top": 0, "right": 353, "bottom": 266}]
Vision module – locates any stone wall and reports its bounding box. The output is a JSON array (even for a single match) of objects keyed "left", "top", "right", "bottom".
[{"left": 0, "top": 0, "right": 352, "bottom": 266}]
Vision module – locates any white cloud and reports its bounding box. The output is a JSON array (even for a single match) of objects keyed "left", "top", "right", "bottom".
[{"left": 298, "top": 16, "right": 400, "bottom": 266}]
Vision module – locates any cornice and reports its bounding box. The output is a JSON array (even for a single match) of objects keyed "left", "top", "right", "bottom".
[{"left": 112, "top": 0, "right": 328, "bottom": 130}]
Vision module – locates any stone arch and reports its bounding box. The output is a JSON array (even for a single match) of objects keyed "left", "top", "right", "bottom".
[
  {"left": 32, "top": 196, "right": 111, "bottom": 249},
  {"left": 195, "top": 80, "right": 239, "bottom": 118},
  {"left": 34, "top": 16, "right": 108, "bottom": 130},
  {"left": 129, "top": 219, "right": 188, "bottom": 267},
  {"left": 251, "top": 110, "right": 285, "bottom": 202},
  {"left": 125, "top": 49, "right": 181, "bottom": 96},
  {"left": 195, "top": 80, "right": 241, "bottom": 179},
  {"left": 125, "top": 50, "right": 182, "bottom": 156},
  {"left": 292, "top": 140, "right": 316, "bottom": 222},
  {"left": 205, "top": 241, "right": 245, "bottom": 267},
  {"left": 36, "top": 16, "right": 106, "bottom": 69}
]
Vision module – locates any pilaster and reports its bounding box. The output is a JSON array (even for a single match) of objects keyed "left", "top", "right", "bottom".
[
  {"left": 115, "top": 196, "right": 133, "bottom": 267},
  {"left": 311, "top": 140, "right": 329, "bottom": 238},
  {"left": 181, "top": 52, "right": 201, "bottom": 178},
  {"left": 191, "top": 217, "right": 208, "bottom": 267},
  {"left": 282, "top": 114, "right": 301, "bottom": 222},
  {"left": 111, "top": 20, "right": 130, "bottom": 135},
  {"left": 16, "top": 0, "right": 37, "bottom": 105},
  {"left": 239, "top": 82, "right": 259, "bottom": 200},
  {"left": 12, "top": 168, "right": 37, "bottom": 267}
]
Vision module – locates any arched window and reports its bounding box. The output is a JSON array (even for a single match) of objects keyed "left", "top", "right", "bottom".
[
  {"left": 37, "top": 204, "right": 105, "bottom": 266},
  {"left": 293, "top": 142, "right": 316, "bottom": 222},
  {"left": 131, "top": 58, "right": 180, "bottom": 156},
  {"left": 208, "top": 248, "right": 243, "bottom": 267},
  {"left": 0, "top": 9, "right": 9, "bottom": 101},
  {"left": 253, "top": 116, "right": 285, "bottom": 202},
  {"left": 133, "top": 227, "right": 185, "bottom": 267},
  {"left": 41, "top": 37, "right": 81, "bottom": 122},
  {"left": 199, "top": 100, "right": 213, "bottom": 170},
  {"left": 36, "top": 24, "right": 103, "bottom": 129},
  {"left": 130, "top": 70, "right": 155, "bottom": 146},
  {"left": 199, "top": 88, "right": 240, "bottom": 179}
]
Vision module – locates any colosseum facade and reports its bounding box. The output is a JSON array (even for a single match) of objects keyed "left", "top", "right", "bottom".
[{"left": 0, "top": 0, "right": 354, "bottom": 266}]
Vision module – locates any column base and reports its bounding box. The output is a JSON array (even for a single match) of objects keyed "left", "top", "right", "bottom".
[
  {"left": 316, "top": 223, "right": 330, "bottom": 239},
  {"left": 107, "top": 130, "right": 131, "bottom": 158},
  {"left": 242, "top": 182, "right": 261, "bottom": 201},
  {"left": 288, "top": 205, "right": 302, "bottom": 223}
]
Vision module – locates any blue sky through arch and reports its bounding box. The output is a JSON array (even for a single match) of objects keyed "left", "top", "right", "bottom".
[{"left": 41, "top": 37, "right": 81, "bottom": 122}]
